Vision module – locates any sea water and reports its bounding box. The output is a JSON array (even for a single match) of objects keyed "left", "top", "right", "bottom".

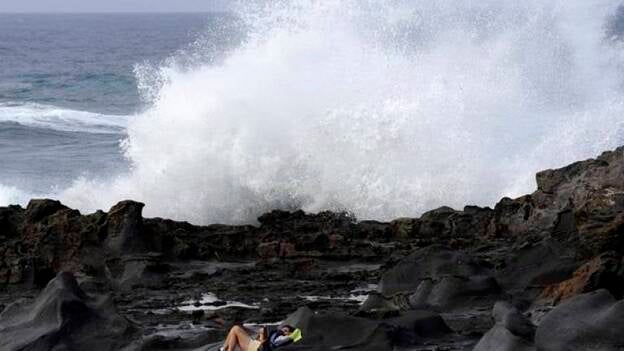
[
  {"left": 0, "top": 13, "right": 236, "bottom": 201},
  {"left": 1, "top": 2, "right": 624, "bottom": 224}
]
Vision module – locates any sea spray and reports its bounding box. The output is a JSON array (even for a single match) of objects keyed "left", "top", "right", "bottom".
[
  {"left": 61, "top": 0, "right": 624, "bottom": 224},
  {"left": 0, "top": 183, "right": 32, "bottom": 207}
]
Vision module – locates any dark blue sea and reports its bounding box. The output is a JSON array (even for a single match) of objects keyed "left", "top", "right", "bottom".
[{"left": 0, "top": 13, "right": 236, "bottom": 199}]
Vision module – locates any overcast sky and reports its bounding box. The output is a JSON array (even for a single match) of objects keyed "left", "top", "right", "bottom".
[{"left": 0, "top": 0, "right": 233, "bottom": 13}]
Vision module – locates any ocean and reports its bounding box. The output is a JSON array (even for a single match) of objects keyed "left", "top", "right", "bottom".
[
  {"left": 1, "top": 2, "right": 623, "bottom": 224},
  {"left": 0, "top": 13, "right": 236, "bottom": 199}
]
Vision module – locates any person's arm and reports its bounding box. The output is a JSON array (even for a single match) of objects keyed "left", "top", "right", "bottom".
[{"left": 271, "top": 334, "right": 293, "bottom": 347}]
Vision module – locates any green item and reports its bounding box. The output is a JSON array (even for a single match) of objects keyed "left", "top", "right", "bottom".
[{"left": 290, "top": 328, "right": 302, "bottom": 342}]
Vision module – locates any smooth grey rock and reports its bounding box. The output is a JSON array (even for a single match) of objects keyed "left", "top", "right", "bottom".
[
  {"left": 474, "top": 301, "right": 536, "bottom": 351},
  {"left": 0, "top": 272, "right": 139, "bottom": 351},
  {"left": 535, "top": 289, "right": 624, "bottom": 351}
]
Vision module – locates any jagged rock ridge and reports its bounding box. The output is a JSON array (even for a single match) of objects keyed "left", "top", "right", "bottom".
[{"left": 0, "top": 146, "right": 622, "bottom": 350}]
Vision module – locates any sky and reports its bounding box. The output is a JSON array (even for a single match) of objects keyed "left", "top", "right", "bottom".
[{"left": 0, "top": 0, "right": 233, "bottom": 13}]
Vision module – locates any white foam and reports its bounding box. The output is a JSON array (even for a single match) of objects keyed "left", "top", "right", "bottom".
[
  {"left": 0, "top": 102, "right": 129, "bottom": 134},
  {"left": 302, "top": 294, "right": 369, "bottom": 304},
  {"left": 177, "top": 293, "right": 259, "bottom": 312},
  {"left": 60, "top": 1, "right": 624, "bottom": 224},
  {"left": 303, "top": 283, "right": 378, "bottom": 305},
  {"left": 0, "top": 183, "right": 32, "bottom": 207}
]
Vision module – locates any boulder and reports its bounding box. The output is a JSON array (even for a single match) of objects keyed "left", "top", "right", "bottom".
[
  {"left": 474, "top": 302, "right": 536, "bottom": 351},
  {"left": 535, "top": 289, "right": 624, "bottom": 351},
  {"left": 0, "top": 272, "right": 139, "bottom": 351},
  {"left": 362, "top": 245, "right": 500, "bottom": 312}
]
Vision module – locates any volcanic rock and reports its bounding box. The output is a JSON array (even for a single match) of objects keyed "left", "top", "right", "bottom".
[
  {"left": 474, "top": 301, "right": 536, "bottom": 351},
  {"left": 105, "top": 200, "right": 147, "bottom": 255},
  {"left": 362, "top": 245, "right": 501, "bottom": 312},
  {"left": 535, "top": 289, "right": 624, "bottom": 351},
  {"left": 0, "top": 146, "right": 623, "bottom": 350},
  {"left": 540, "top": 251, "right": 624, "bottom": 303},
  {"left": 0, "top": 272, "right": 139, "bottom": 351}
]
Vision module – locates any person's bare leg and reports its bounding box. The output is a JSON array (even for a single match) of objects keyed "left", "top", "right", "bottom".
[
  {"left": 222, "top": 326, "right": 242, "bottom": 351},
  {"left": 221, "top": 329, "right": 234, "bottom": 351},
  {"left": 225, "top": 325, "right": 252, "bottom": 351},
  {"left": 222, "top": 327, "right": 235, "bottom": 350}
]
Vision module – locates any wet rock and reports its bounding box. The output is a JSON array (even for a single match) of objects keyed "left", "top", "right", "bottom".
[
  {"left": 474, "top": 302, "right": 536, "bottom": 351},
  {"left": 535, "top": 289, "right": 624, "bottom": 351},
  {"left": 0, "top": 272, "right": 140, "bottom": 351}
]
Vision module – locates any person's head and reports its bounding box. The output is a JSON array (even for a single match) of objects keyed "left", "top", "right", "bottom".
[{"left": 279, "top": 325, "right": 295, "bottom": 335}]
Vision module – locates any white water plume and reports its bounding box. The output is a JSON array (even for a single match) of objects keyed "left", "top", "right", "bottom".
[{"left": 61, "top": 0, "right": 624, "bottom": 224}]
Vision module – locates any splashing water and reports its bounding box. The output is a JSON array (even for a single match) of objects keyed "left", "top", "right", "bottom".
[{"left": 60, "top": 0, "right": 624, "bottom": 224}]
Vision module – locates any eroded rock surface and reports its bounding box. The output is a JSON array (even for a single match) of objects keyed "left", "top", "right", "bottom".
[
  {"left": 0, "top": 272, "right": 139, "bottom": 351},
  {"left": 0, "top": 146, "right": 623, "bottom": 350}
]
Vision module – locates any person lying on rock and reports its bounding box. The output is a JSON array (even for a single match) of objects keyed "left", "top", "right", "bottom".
[{"left": 219, "top": 324, "right": 296, "bottom": 351}]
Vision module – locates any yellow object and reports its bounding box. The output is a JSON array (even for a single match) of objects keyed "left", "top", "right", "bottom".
[{"left": 290, "top": 328, "right": 303, "bottom": 342}]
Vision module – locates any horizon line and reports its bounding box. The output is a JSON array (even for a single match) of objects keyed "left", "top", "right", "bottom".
[{"left": 0, "top": 10, "right": 233, "bottom": 15}]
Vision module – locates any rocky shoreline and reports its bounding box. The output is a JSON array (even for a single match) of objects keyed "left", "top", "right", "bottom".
[{"left": 1, "top": 146, "right": 624, "bottom": 350}]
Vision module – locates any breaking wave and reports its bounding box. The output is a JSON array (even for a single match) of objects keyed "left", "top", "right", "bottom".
[
  {"left": 0, "top": 102, "right": 128, "bottom": 134},
  {"left": 61, "top": 0, "right": 624, "bottom": 224}
]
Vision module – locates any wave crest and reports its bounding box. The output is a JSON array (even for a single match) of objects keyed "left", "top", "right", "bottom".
[
  {"left": 61, "top": 0, "right": 624, "bottom": 224},
  {"left": 0, "top": 102, "right": 128, "bottom": 134}
]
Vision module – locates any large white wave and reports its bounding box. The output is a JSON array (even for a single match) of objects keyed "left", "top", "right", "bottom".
[
  {"left": 0, "top": 102, "right": 128, "bottom": 134},
  {"left": 60, "top": 0, "right": 624, "bottom": 224}
]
